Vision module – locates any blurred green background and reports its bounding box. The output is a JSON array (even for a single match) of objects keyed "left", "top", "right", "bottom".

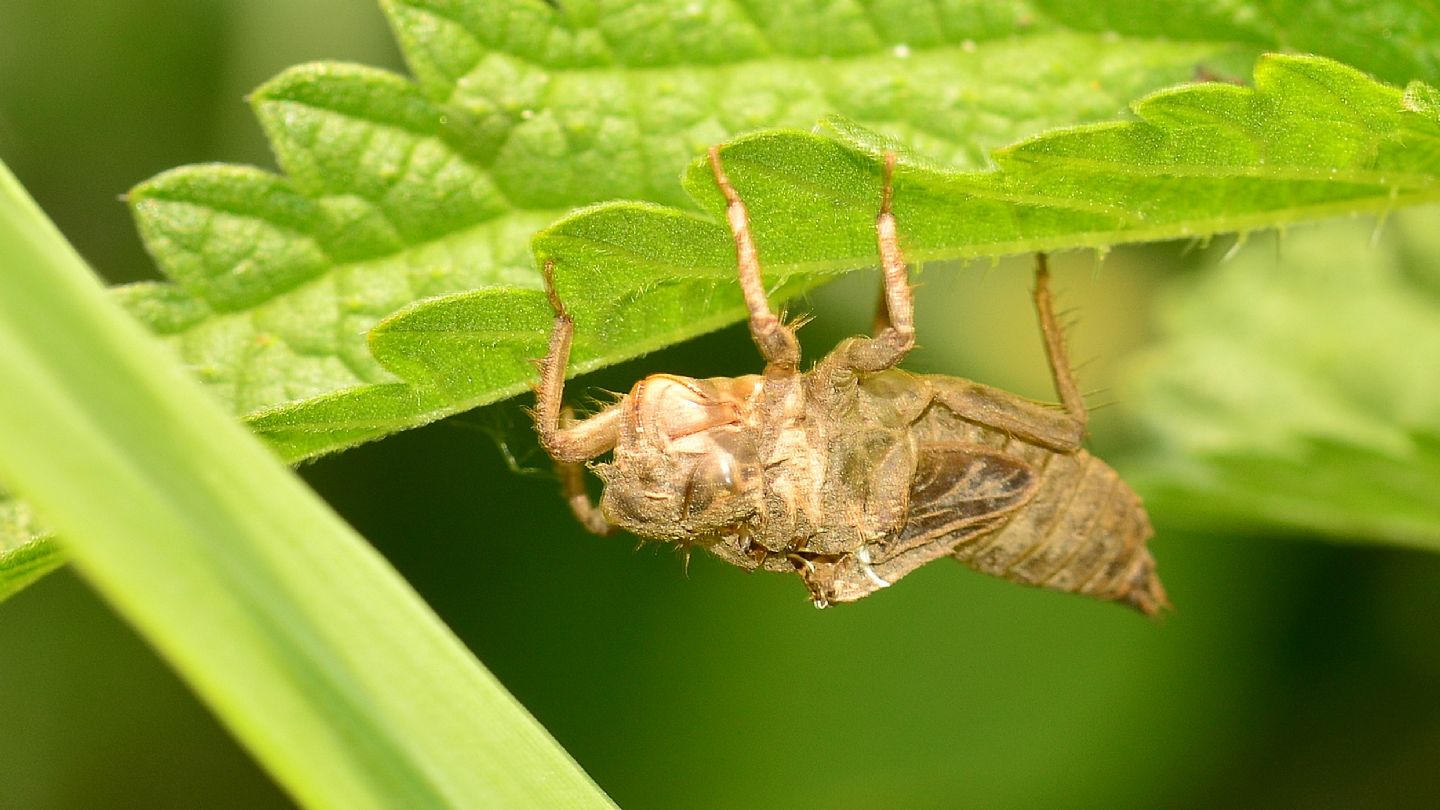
[{"left": 3, "top": 2, "right": 1439, "bottom": 808}]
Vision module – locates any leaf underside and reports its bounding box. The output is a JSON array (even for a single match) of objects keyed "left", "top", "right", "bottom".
[
  {"left": 379, "top": 55, "right": 1440, "bottom": 430},
  {"left": 122, "top": 4, "right": 1264, "bottom": 462}
]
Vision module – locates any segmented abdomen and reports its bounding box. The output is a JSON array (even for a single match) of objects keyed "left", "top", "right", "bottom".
[{"left": 922, "top": 420, "right": 1167, "bottom": 616}]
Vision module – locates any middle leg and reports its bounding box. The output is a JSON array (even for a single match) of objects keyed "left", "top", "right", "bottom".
[
  {"left": 847, "top": 151, "right": 916, "bottom": 372},
  {"left": 708, "top": 147, "right": 801, "bottom": 372}
]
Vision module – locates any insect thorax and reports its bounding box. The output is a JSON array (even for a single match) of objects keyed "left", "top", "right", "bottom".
[{"left": 593, "top": 366, "right": 922, "bottom": 553}]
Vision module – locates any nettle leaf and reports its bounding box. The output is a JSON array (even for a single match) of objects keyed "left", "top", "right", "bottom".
[
  {"left": 1123, "top": 206, "right": 1440, "bottom": 550},
  {"left": 123, "top": 1, "right": 1262, "bottom": 464},
  {"left": 376, "top": 55, "right": 1440, "bottom": 410},
  {"left": 1032, "top": 0, "right": 1440, "bottom": 87}
]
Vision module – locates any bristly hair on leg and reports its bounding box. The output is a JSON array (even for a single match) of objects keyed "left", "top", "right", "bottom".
[
  {"left": 785, "top": 312, "right": 817, "bottom": 332},
  {"left": 583, "top": 390, "right": 624, "bottom": 410},
  {"left": 1085, "top": 398, "right": 1122, "bottom": 414}
]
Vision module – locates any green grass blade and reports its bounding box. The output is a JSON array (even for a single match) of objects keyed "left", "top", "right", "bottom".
[{"left": 0, "top": 159, "right": 612, "bottom": 807}]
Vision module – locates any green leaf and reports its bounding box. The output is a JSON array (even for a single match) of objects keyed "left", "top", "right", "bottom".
[
  {"left": 0, "top": 481, "right": 63, "bottom": 601},
  {"left": 375, "top": 55, "right": 1440, "bottom": 409},
  {"left": 0, "top": 158, "right": 613, "bottom": 806},
  {"left": 1123, "top": 206, "right": 1440, "bottom": 550},
  {"left": 124, "top": 0, "right": 1262, "bottom": 463},
  {"left": 1032, "top": 0, "right": 1440, "bottom": 87}
]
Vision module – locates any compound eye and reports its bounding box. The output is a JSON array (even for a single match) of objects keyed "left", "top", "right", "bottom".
[
  {"left": 682, "top": 456, "right": 736, "bottom": 517},
  {"left": 681, "top": 432, "right": 758, "bottom": 518}
]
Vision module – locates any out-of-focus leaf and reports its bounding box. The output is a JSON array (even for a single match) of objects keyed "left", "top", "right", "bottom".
[
  {"left": 0, "top": 483, "right": 62, "bottom": 601},
  {"left": 1124, "top": 207, "right": 1440, "bottom": 550}
]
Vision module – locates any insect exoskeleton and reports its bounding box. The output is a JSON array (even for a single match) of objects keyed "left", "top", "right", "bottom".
[{"left": 533, "top": 144, "right": 1168, "bottom": 616}]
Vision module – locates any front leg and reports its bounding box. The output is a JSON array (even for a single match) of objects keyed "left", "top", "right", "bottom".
[
  {"left": 555, "top": 408, "right": 615, "bottom": 536},
  {"left": 533, "top": 260, "right": 621, "bottom": 535}
]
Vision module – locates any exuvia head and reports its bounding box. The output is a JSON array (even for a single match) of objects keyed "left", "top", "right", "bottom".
[{"left": 597, "top": 374, "right": 764, "bottom": 542}]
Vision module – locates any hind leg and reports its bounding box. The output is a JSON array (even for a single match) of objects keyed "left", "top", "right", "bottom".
[
  {"left": 1032, "top": 254, "right": 1088, "bottom": 435},
  {"left": 926, "top": 255, "right": 1089, "bottom": 453}
]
